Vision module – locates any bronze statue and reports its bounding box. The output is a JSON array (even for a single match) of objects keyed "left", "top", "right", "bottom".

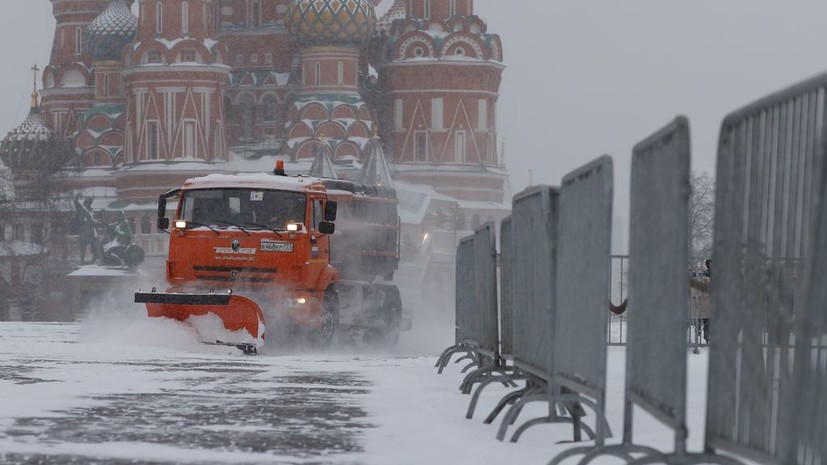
[{"left": 74, "top": 194, "right": 100, "bottom": 264}]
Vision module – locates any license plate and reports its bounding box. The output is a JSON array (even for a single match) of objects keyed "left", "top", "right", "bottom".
[{"left": 261, "top": 241, "right": 294, "bottom": 252}]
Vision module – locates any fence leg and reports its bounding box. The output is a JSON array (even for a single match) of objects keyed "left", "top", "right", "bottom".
[
  {"left": 466, "top": 373, "right": 528, "bottom": 419},
  {"left": 484, "top": 387, "right": 527, "bottom": 424},
  {"left": 496, "top": 390, "right": 548, "bottom": 441}
]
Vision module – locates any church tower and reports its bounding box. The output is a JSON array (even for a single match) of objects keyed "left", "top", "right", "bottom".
[
  {"left": 373, "top": 0, "right": 506, "bottom": 202},
  {"left": 40, "top": 0, "right": 110, "bottom": 139},
  {"left": 118, "top": 0, "right": 230, "bottom": 201},
  {"left": 284, "top": 0, "right": 377, "bottom": 165}
]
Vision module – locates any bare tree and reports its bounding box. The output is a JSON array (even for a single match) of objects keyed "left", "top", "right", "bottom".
[{"left": 689, "top": 171, "right": 715, "bottom": 262}]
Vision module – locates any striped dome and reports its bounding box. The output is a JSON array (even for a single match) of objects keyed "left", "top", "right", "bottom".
[
  {"left": 287, "top": 0, "right": 376, "bottom": 46},
  {"left": 85, "top": 0, "right": 138, "bottom": 61}
]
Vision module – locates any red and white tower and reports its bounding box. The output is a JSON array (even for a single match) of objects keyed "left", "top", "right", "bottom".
[
  {"left": 118, "top": 0, "right": 231, "bottom": 201},
  {"left": 373, "top": 0, "right": 506, "bottom": 203},
  {"left": 284, "top": 0, "right": 377, "bottom": 164},
  {"left": 40, "top": 0, "right": 110, "bottom": 139}
]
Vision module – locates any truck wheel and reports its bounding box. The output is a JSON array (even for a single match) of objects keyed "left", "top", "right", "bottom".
[
  {"left": 368, "top": 287, "right": 400, "bottom": 348},
  {"left": 317, "top": 287, "right": 339, "bottom": 348}
]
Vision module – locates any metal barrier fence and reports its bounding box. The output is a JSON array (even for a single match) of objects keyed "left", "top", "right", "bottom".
[
  {"left": 707, "top": 72, "right": 827, "bottom": 465},
  {"left": 436, "top": 223, "right": 500, "bottom": 373},
  {"left": 438, "top": 70, "right": 827, "bottom": 465},
  {"left": 499, "top": 216, "right": 514, "bottom": 359}
]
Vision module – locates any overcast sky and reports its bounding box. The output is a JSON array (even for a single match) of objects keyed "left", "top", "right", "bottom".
[{"left": 3, "top": 1, "right": 827, "bottom": 240}]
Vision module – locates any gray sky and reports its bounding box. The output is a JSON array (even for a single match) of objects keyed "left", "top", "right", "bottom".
[{"left": 3, "top": 1, "right": 827, "bottom": 240}]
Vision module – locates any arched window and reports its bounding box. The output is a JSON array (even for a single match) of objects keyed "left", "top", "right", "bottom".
[
  {"left": 182, "top": 1, "right": 189, "bottom": 35},
  {"left": 314, "top": 62, "right": 321, "bottom": 86},
  {"left": 239, "top": 94, "right": 256, "bottom": 139},
  {"left": 155, "top": 2, "right": 163, "bottom": 35},
  {"left": 75, "top": 27, "right": 83, "bottom": 55},
  {"left": 337, "top": 62, "right": 344, "bottom": 86},
  {"left": 263, "top": 95, "right": 278, "bottom": 122},
  {"left": 251, "top": 0, "right": 261, "bottom": 27}
]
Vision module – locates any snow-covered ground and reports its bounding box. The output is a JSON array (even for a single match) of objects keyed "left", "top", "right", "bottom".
[{"left": 0, "top": 308, "right": 714, "bottom": 465}]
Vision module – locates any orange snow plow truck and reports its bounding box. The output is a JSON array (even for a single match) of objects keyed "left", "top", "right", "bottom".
[{"left": 135, "top": 163, "right": 408, "bottom": 354}]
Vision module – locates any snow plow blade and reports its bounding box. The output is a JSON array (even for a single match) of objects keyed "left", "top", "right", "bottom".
[{"left": 135, "top": 291, "right": 266, "bottom": 349}]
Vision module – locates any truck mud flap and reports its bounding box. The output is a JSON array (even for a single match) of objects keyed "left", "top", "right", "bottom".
[{"left": 136, "top": 291, "right": 266, "bottom": 345}]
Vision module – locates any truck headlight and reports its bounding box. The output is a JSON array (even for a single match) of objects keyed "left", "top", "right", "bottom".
[{"left": 175, "top": 220, "right": 187, "bottom": 229}]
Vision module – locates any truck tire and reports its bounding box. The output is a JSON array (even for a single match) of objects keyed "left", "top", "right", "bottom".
[
  {"left": 316, "top": 286, "right": 339, "bottom": 348},
  {"left": 366, "top": 286, "right": 401, "bottom": 348}
]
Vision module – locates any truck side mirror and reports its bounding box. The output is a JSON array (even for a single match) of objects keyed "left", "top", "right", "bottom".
[
  {"left": 157, "top": 188, "right": 180, "bottom": 234},
  {"left": 319, "top": 222, "right": 335, "bottom": 235},
  {"left": 324, "top": 201, "right": 338, "bottom": 222}
]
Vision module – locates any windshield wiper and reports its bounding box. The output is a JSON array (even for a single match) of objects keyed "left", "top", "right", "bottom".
[
  {"left": 183, "top": 221, "right": 220, "bottom": 235},
  {"left": 240, "top": 222, "right": 284, "bottom": 237},
  {"left": 207, "top": 219, "right": 251, "bottom": 236}
]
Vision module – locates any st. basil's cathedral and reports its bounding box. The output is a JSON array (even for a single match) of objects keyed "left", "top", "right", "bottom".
[{"left": 0, "top": 0, "right": 508, "bottom": 320}]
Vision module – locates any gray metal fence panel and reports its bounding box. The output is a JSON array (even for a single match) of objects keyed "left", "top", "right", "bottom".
[
  {"left": 626, "top": 117, "right": 691, "bottom": 429},
  {"left": 455, "top": 235, "right": 476, "bottom": 346},
  {"left": 473, "top": 222, "right": 499, "bottom": 356},
  {"left": 553, "top": 156, "right": 613, "bottom": 400},
  {"left": 511, "top": 186, "right": 559, "bottom": 379},
  {"left": 786, "top": 130, "right": 827, "bottom": 465},
  {"left": 500, "top": 216, "right": 514, "bottom": 358},
  {"left": 707, "top": 74, "right": 827, "bottom": 463}
]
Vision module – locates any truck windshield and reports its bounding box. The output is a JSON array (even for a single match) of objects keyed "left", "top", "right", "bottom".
[{"left": 180, "top": 189, "right": 307, "bottom": 231}]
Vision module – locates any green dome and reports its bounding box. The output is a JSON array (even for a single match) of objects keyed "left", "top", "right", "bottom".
[{"left": 287, "top": 0, "right": 376, "bottom": 46}]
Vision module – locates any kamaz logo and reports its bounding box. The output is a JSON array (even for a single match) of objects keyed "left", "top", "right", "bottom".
[{"left": 214, "top": 247, "right": 257, "bottom": 255}]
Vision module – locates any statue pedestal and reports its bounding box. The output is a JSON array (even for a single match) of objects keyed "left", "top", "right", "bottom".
[{"left": 67, "top": 265, "right": 146, "bottom": 320}]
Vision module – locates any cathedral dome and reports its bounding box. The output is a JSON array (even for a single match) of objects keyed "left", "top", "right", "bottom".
[
  {"left": 287, "top": 0, "right": 377, "bottom": 47},
  {"left": 85, "top": 0, "right": 138, "bottom": 61}
]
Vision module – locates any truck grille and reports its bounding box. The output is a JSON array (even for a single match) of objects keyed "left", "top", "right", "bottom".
[{"left": 193, "top": 266, "right": 278, "bottom": 283}]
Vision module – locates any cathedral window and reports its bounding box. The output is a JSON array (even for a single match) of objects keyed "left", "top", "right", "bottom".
[
  {"left": 181, "top": 50, "right": 196, "bottom": 62},
  {"left": 236, "top": 54, "right": 244, "bottom": 65},
  {"left": 13, "top": 224, "right": 24, "bottom": 241},
  {"left": 394, "top": 99, "right": 403, "bottom": 131},
  {"left": 265, "top": 53, "right": 273, "bottom": 65},
  {"left": 450, "top": 0, "right": 456, "bottom": 17},
  {"left": 103, "top": 74, "right": 110, "bottom": 98},
  {"left": 147, "top": 121, "right": 160, "bottom": 160},
  {"left": 414, "top": 131, "right": 428, "bottom": 162},
  {"left": 478, "top": 99, "right": 488, "bottom": 130},
  {"left": 239, "top": 95, "right": 256, "bottom": 139},
  {"left": 455, "top": 130, "right": 466, "bottom": 163},
  {"left": 251, "top": 0, "right": 261, "bottom": 27},
  {"left": 74, "top": 27, "right": 82, "bottom": 56},
  {"left": 263, "top": 95, "right": 278, "bottom": 122},
  {"left": 314, "top": 62, "right": 321, "bottom": 86},
  {"left": 32, "top": 224, "right": 44, "bottom": 244},
  {"left": 337, "top": 62, "right": 344, "bottom": 86},
  {"left": 156, "top": 2, "right": 164, "bottom": 35},
  {"left": 423, "top": 0, "right": 430, "bottom": 19},
  {"left": 148, "top": 50, "right": 162, "bottom": 63},
  {"left": 182, "top": 1, "right": 190, "bottom": 35},
  {"left": 251, "top": 54, "right": 259, "bottom": 64},
  {"left": 183, "top": 120, "right": 196, "bottom": 158},
  {"left": 431, "top": 98, "right": 443, "bottom": 130}
]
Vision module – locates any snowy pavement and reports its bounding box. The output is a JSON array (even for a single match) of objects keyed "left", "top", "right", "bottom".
[{"left": 0, "top": 317, "right": 713, "bottom": 465}]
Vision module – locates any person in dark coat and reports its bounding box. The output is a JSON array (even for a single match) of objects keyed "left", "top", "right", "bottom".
[{"left": 689, "top": 259, "right": 712, "bottom": 343}]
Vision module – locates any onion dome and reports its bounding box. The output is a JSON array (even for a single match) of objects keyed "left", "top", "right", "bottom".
[
  {"left": 375, "top": 0, "right": 405, "bottom": 36},
  {"left": 85, "top": 0, "right": 138, "bottom": 61},
  {"left": 287, "top": 0, "right": 377, "bottom": 46}
]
